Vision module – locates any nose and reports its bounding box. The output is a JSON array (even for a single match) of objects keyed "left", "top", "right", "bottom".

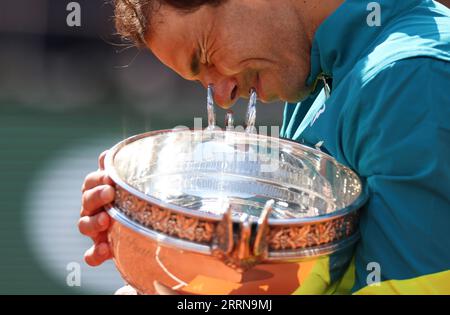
[{"left": 202, "top": 71, "right": 238, "bottom": 109}]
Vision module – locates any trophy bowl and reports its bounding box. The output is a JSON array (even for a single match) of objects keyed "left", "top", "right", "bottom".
[{"left": 104, "top": 128, "right": 367, "bottom": 295}]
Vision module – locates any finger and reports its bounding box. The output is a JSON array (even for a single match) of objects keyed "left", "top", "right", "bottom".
[
  {"left": 81, "top": 185, "right": 115, "bottom": 216},
  {"left": 98, "top": 150, "right": 108, "bottom": 171},
  {"left": 115, "top": 285, "right": 138, "bottom": 295},
  {"left": 153, "top": 281, "right": 179, "bottom": 295},
  {"left": 78, "top": 212, "right": 110, "bottom": 237},
  {"left": 84, "top": 242, "right": 112, "bottom": 267},
  {"left": 92, "top": 231, "right": 109, "bottom": 244},
  {"left": 81, "top": 170, "right": 114, "bottom": 193}
]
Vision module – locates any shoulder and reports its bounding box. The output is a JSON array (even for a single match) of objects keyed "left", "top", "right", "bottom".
[
  {"left": 354, "top": 1, "right": 450, "bottom": 86},
  {"left": 358, "top": 57, "right": 450, "bottom": 117},
  {"left": 341, "top": 57, "right": 450, "bottom": 175},
  {"left": 345, "top": 56, "right": 450, "bottom": 124}
]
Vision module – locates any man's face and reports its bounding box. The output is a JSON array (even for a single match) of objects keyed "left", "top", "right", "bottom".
[{"left": 147, "top": 0, "right": 314, "bottom": 108}]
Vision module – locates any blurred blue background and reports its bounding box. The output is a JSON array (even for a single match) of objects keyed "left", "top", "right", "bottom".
[{"left": 0, "top": 0, "right": 283, "bottom": 294}]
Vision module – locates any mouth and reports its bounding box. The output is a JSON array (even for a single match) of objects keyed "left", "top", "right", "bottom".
[{"left": 231, "top": 73, "right": 265, "bottom": 106}]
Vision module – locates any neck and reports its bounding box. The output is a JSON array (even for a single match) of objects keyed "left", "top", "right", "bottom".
[{"left": 292, "top": 0, "right": 344, "bottom": 45}]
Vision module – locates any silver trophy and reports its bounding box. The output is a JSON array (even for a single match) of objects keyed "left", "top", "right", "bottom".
[{"left": 104, "top": 87, "right": 367, "bottom": 294}]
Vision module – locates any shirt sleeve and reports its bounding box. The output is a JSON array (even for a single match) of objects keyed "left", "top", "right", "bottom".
[{"left": 341, "top": 57, "right": 450, "bottom": 293}]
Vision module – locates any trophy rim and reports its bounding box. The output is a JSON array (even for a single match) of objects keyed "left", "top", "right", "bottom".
[
  {"left": 104, "top": 128, "right": 368, "bottom": 226},
  {"left": 104, "top": 129, "right": 367, "bottom": 261}
]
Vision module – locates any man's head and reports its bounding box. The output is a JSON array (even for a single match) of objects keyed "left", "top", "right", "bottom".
[{"left": 114, "top": 0, "right": 341, "bottom": 108}]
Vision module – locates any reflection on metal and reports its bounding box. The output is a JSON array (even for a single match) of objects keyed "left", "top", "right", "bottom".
[
  {"left": 253, "top": 199, "right": 274, "bottom": 258},
  {"left": 245, "top": 88, "right": 257, "bottom": 133},
  {"left": 155, "top": 246, "right": 187, "bottom": 290},
  {"left": 225, "top": 110, "right": 234, "bottom": 130},
  {"left": 206, "top": 84, "right": 216, "bottom": 130},
  {"left": 212, "top": 205, "right": 234, "bottom": 257}
]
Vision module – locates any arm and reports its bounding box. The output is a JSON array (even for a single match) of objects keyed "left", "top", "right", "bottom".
[{"left": 342, "top": 57, "right": 450, "bottom": 294}]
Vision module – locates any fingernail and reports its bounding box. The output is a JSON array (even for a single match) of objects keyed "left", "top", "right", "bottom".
[
  {"left": 98, "top": 212, "right": 108, "bottom": 226},
  {"left": 98, "top": 243, "right": 109, "bottom": 256}
]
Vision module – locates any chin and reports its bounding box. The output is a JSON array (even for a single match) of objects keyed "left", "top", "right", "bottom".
[
  {"left": 286, "top": 86, "right": 313, "bottom": 103},
  {"left": 261, "top": 82, "right": 312, "bottom": 104},
  {"left": 259, "top": 95, "right": 278, "bottom": 104}
]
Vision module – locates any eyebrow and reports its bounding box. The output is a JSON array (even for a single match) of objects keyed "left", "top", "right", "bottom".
[{"left": 190, "top": 49, "right": 201, "bottom": 77}]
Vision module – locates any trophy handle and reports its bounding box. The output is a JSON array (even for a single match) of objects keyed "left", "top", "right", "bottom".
[{"left": 212, "top": 200, "right": 274, "bottom": 272}]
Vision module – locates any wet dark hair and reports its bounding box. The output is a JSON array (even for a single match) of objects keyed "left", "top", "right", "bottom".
[{"left": 114, "top": 0, "right": 225, "bottom": 47}]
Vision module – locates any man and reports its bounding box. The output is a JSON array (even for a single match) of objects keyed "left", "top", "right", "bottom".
[{"left": 79, "top": 0, "right": 450, "bottom": 294}]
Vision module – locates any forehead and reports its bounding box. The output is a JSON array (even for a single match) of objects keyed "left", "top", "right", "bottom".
[{"left": 146, "top": 6, "right": 205, "bottom": 79}]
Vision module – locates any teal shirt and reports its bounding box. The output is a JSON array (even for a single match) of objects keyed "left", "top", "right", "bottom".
[{"left": 282, "top": 0, "right": 450, "bottom": 293}]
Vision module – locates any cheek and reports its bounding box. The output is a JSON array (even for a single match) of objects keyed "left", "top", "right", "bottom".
[
  {"left": 264, "top": 74, "right": 283, "bottom": 100},
  {"left": 212, "top": 52, "right": 242, "bottom": 76},
  {"left": 211, "top": 41, "right": 254, "bottom": 76},
  {"left": 259, "top": 67, "right": 300, "bottom": 102}
]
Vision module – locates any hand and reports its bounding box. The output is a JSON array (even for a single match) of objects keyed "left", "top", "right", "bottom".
[{"left": 78, "top": 150, "right": 115, "bottom": 266}]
